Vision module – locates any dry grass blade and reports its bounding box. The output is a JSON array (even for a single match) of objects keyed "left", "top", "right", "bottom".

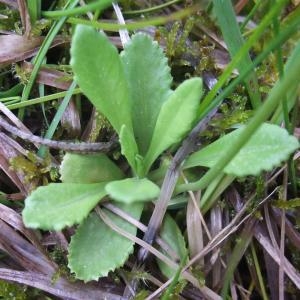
[
  {"left": 186, "top": 190, "right": 204, "bottom": 266},
  {"left": 0, "top": 0, "right": 17, "bottom": 8},
  {"left": 0, "top": 34, "right": 67, "bottom": 65},
  {"left": 271, "top": 207, "right": 300, "bottom": 249},
  {"left": 103, "top": 202, "right": 180, "bottom": 261},
  {"left": 95, "top": 206, "right": 221, "bottom": 300},
  {"left": 17, "top": 0, "right": 31, "bottom": 36},
  {"left": 21, "top": 61, "right": 73, "bottom": 90},
  {"left": 264, "top": 204, "right": 280, "bottom": 298},
  {"left": 254, "top": 224, "right": 300, "bottom": 289},
  {"left": 0, "top": 203, "right": 41, "bottom": 248},
  {"left": 61, "top": 100, "right": 81, "bottom": 138},
  {"left": 0, "top": 268, "right": 125, "bottom": 300},
  {"left": 209, "top": 205, "right": 223, "bottom": 289},
  {"left": 0, "top": 132, "right": 36, "bottom": 194},
  {"left": 0, "top": 219, "right": 56, "bottom": 274}
]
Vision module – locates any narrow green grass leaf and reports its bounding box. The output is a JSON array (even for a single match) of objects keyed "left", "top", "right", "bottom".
[
  {"left": 20, "top": 0, "right": 80, "bottom": 118},
  {"left": 213, "top": 0, "right": 261, "bottom": 108},
  {"left": 66, "top": 8, "right": 195, "bottom": 32},
  {"left": 120, "top": 33, "right": 172, "bottom": 155},
  {"left": 68, "top": 204, "right": 143, "bottom": 281},
  {"left": 198, "top": 0, "right": 289, "bottom": 119},
  {"left": 144, "top": 78, "right": 202, "bottom": 173},
  {"left": 27, "top": 0, "right": 41, "bottom": 24},
  {"left": 71, "top": 25, "right": 132, "bottom": 134},
  {"left": 105, "top": 178, "right": 160, "bottom": 204},
  {"left": 178, "top": 40, "right": 300, "bottom": 196},
  {"left": 42, "top": 0, "right": 113, "bottom": 18},
  {"left": 38, "top": 80, "right": 76, "bottom": 158},
  {"left": 60, "top": 153, "right": 124, "bottom": 183},
  {"left": 23, "top": 183, "right": 107, "bottom": 230},
  {"left": 184, "top": 123, "right": 299, "bottom": 176}
]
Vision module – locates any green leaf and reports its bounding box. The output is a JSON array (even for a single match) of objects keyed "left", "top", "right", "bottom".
[
  {"left": 121, "top": 33, "right": 172, "bottom": 155},
  {"left": 60, "top": 153, "right": 124, "bottom": 183},
  {"left": 184, "top": 123, "right": 299, "bottom": 176},
  {"left": 144, "top": 78, "right": 203, "bottom": 173},
  {"left": 157, "top": 214, "right": 188, "bottom": 278},
  {"left": 119, "top": 124, "right": 139, "bottom": 175},
  {"left": 23, "top": 183, "right": 107, "bottom": 230},
  {"left": 105, "top": 177, "right": 160, "bottom": 204},
  {"left": 71, "top": 25, "right": 132, "bottom": 134},
  {"left": 68, "top": 203, "right": 143, "bottom": 281}
]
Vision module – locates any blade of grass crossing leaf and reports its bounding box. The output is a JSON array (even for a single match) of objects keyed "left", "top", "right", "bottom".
[
  {"left": 240, "top": 1, "right": 262, "bottom": 31},
  {"left": 271, "top": 0, "right": 290, "bottom": 132},
  {"left": 213, "top": 0, "right": 261, "bottom": 109},
  {"left": 37, "top": 81, "right": 77, "bottom": 158},
  {"left": 271, "top": 0, "right": 298, "bottom": 196},
  {"left": 19, "top": 0, "right": 80, "bottom": 119},
  {"left": 39, "top": 59, "right": 49, "bottom": 128},
  {"left": 250, "top": 243, "right": 269, "bottom": 300},
  {"left": 183, "top": 123, "right": 299, "bottom": 177},
  {"left": 27, "top": 0, "right": 41, "bottom": 24},
  {"left": 177, "top": 40, "right": 300, "bottom": 213},
  {"left": 199, "top": 12, "right": 300, "bottom": 123},
  {"left": 221, "top": 220, "right": 256, "bottom": 298},
  {"left": 123, "top": 0, "right": 181, "bottom": 15},
  {"left": 161, "top": 253, "right": 188, "bottom": 300},
  {"left": 0, "top": 83, "right": 23, "bottom": 98},
  {"left": 198, "top": 0, "right": 289, "bottom": 118},
  {"left": 68, "top": 203, "right": 143, "bottom": 281},
  {"left": 7, "top": 89, "right": 82, "bottom": 110},
  {"left": 66, "top": 7, "right": 196, "bottom": 32},
  {"left": 41, "top": 0, "right": 113, "bottom": 18}
]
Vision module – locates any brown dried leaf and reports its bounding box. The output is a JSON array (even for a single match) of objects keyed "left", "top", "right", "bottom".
[
  {"left": 61, "top": 100, "right": 81, "bottom": 138},
  {"left": 0, "top": 34, "right": 68, "bottom": 65},
  {"left": 0, "top": 219, "right": 56, "bottom": 273},
  {"left": 17, "top": 0, "right": 31, "bottom": 36},
  {"left": 187, "top": 193, "right": 204, "bottom": 266},
  {"left": 0, "top": 34, "right": 43, "bottom": 65},
  {"left": 0, "top": 132, "right": 38, "bottom": 194},
  {"left": 0, "top": 133, "right": 27, "bottom": 194},
  {"left": 0, "top": 203, "right": 42, "bottom": 249},
  {"left": 255, "top": 223, "right": 300, "bottom": 290},
  {"left": 0, "top": 0, "right": 18, "bottom": 8},
  {"left": 21, "top": 61, "right": 72, "bottom": 90}
]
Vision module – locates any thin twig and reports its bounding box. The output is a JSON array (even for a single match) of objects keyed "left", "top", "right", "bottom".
[{"left": 0, "top": 116, "right": 117, "bottom": 153}]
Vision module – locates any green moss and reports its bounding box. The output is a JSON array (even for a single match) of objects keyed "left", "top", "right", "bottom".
[
  {"left": 9, "top": 153, "right": 53, "bottom": 188},
  {"left": 157, "top": 16, "right": 216, "bottom": 79},
  {"left": 0, "top": 280, "right": 28, "bottom": 300}
]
